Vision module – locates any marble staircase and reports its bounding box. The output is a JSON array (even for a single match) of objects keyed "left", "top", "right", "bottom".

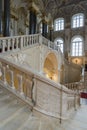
[{"left": 0, "top": 85, "right": 87, "bottom": 130}]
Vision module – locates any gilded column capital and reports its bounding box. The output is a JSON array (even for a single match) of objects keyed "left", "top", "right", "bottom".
[{"left": 28, "top": 2, "right": 40, "bottom": 14}]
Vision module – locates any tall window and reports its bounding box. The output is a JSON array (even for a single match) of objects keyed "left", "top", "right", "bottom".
[
  {"left": 54, "top": 38, "right": 64, "bottom": 53},
  {"left": 72, "top": 13, "right": 84, "bottom": 28},
  {"left": 54, "top": 18, "right": 64, "bottom": 31},
  {"left": 71, "top": 36, "right": 83, "bottom": 56}
]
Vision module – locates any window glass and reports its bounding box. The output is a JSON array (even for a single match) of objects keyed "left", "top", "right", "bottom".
[
  {"left": 71, "top": 37, "right": 83, "bottom": 56},
  {"left": 54, "top": 18, "right": 64, "bottom": 31},
  {"left": 72, "top": 13, "right": 84, "bottom": 28}
]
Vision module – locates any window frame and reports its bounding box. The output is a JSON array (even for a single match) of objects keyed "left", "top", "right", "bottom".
[
  {"left": 54, "top": 18, "right": 64, "bottom": 31},
  {"left": 71, "top": 36, "right": 84, "bottom": 56},
  {"left": 71, "top": 13, "right": 84, "bottom": 28}
]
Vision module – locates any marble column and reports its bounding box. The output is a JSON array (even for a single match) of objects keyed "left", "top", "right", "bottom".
[
  {"left": 49, "top": 28, "right": 53, "bottom": 41},
  {"left": 4, "top": 0, "right": 10, "bottom": 36},
  {"left": 42, "top": 21, "right": 47, "bottom": 38},
  {"left": 0, "top": 0, "right": 2, "bottom": 36},
  {"left": 29, "top": 10, "right": 37, "bottom": 34}
]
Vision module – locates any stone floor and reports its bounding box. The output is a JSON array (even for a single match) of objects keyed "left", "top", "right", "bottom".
[{"left": 0, "top": 85, "right": 87, "bottom": 130}]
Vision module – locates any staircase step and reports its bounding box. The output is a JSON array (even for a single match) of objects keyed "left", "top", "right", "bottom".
[
  {"left": 0, "top": 85, "right": 32, "bottom": 130},
  {"left": 0, "top": 85, "right": 87, "bottom": 130},
  {"left": 0, "top": 106, "right": 31, "bottom": 130}
]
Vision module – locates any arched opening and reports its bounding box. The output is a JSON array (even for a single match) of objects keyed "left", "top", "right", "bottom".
[{"left": 43, "top": 53, "right": 58, "bottom": 82}]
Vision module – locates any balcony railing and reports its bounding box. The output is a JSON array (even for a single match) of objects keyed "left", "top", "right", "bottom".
[{"left": 0, "top": 34, "right": 63, "bottom": 56}]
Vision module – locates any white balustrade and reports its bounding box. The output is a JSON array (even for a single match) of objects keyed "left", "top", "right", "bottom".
[{"left": 0, "top": 34, "right": 64, "bottom": 55}]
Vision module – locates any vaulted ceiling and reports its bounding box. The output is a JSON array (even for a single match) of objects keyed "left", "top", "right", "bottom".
[
  {"left": 41, "top": 0, "right": 87, "bottom": 18},
  {"left": 11, "top": 0, "right": 87, "bottom": 19}
]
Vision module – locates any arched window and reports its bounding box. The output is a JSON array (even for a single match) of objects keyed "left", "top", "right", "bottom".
[
  {"left": 71, "top": 36, "right": 83, "bottom": 56},
  {"left": 54, "top": 38, "right": 64, "bottom": 53},
  {"left": 54, "top": 18, "right": 64, "bottom": 31},
  {"left": 71, "top": 13, "right": 84, "bottom": 28}
]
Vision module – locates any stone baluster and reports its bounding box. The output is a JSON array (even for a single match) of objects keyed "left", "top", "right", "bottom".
[
  {"left": 2, "top": 40, "right": 5, "bottom": 52},
  {"left": 34, "top": 35, "right": 36, "bottom": 43},
  {"left": 23, "top": 37, "right": 25, "bottom": 47},
  {"left": 18, "top": 75, "right": 24, "bottom": 95},
  {"left": 2, "top": 66, "right": 6, "bottom": 84},
  {"left": 28, "top": 36, "right": 30, "bottom": 45},
  {"left": 30, "top": 36, "right": 32, "bottom": 45},
  {"left": 10, "top": 70, "right": 15, "bottom": 89},
  {"left": 33, "top": 35, "right": 35, "bottom": 44},
  {"left": 16, "top": 38, "right": 18, "bottom": 49},
  {"left": 12, "top": 38, "right": 15, "bottom": 50},
  {"left": 7, "top": 39, "right": 10, "bottom": 51},
  {"left": 20, "top": 37, "right": 23, "bottom": 49},
  {"left": 24, "top": 37, "right": 26, "bottom": 46},
  {"left": 32, "top": 78, "right": 37, "bottom": 105},
  {"left": 26, "top": 36, "right": 28, "bottom": 46},
  {"left": 35, "top": 35, "right": 37, "bottom": 43}
]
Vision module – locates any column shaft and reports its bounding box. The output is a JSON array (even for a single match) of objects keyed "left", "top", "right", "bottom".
[
  {"left": 0, "top": 0, "right": 2, "bottom": 36},
  {"left": 4, "top": 0, "right": 10, "bottom": 36},
  {"left": 29, "top": 10, "right": 36, "bottom": 34},
  {"left": 49, "top": 29, "right": 53, "bottom": 41},
  {"left": 42, "top": 22, "right": 47, "bottom": 38}
]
